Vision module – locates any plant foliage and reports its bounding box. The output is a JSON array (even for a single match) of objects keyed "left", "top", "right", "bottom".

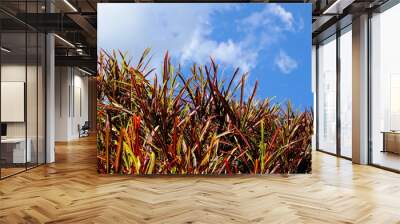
[{"left": 97, "top": 49, "right": 313, "bottom": 174}]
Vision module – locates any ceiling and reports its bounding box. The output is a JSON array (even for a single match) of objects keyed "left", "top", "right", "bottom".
[
  {"left": 0, "top": 0, "right": 392, "bottom": 73},
  {"left": 311, "top": 0, "right": 390, "bottom": 43}
]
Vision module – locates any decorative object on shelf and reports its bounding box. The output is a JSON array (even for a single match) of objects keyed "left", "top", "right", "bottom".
[{"left": 382, "top": 131, "right": 400, "bottom": 154}]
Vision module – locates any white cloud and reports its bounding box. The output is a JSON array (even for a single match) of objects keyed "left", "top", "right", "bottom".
[
  {"left": 98, "top": 3, "right": 302, "bottom": 76},
  {"left": 268, "top": 3, "right": 294, "bottom": 30},
  {"left": 275, "top": 50, "right": 298, "bottom": 74},
  {"left": 239, "top": 3, "right": 295, "bottom": 32},
  {"left": 180, "top": 29, "right": 258, "bottom": 72},
  {"left": 99, "top": 4, "right": 251, "bottom": 74}
]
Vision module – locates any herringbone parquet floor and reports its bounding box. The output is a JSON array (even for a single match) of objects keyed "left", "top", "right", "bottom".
[{"left": 1, "top": 136, "right": 400, "bottom": 223}]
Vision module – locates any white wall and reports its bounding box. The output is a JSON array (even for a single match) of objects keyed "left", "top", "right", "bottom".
[
  {"left": 55, "top": 67, "right": 89, "bottom": 141},
  {"left": 71, "top": 73, "right": 89, "bottom": 138},
  {"left": 55, "top": 67, "right": 69, "bottom": 141},
  {"left": 1, "top": 65, "right": 42, "bottom": 138},
  {"left": 1, "top": 65, "right": 26, "bottom": 138},
  {"left": 1, "top": 63, "right": 46, "bottom": 163}
]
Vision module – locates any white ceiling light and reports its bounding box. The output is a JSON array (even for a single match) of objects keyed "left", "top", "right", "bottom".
[
  {"left": 63, "top": 0, "right": 78, "bottom": 12},
  {"left": 54, "top": 34, "right": 75, "bottom": 48},
  {"left": 1, "top": 47, "right": 11, "bottom": 53},
  {"left": 76, "top": 48, "right": 85, "bottom": 55},
  {"left": 78, "top": 68, "right": 93, "bottom": 76},
  {"left": 323, "top": 0, "right": 355, "bottom": 15}
]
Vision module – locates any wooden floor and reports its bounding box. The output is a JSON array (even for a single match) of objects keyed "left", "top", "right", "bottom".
[
  {"left": 0, "top": 167, "right": 26, "bottom": 178},
  {"left": 1, "top": 136, "right": 400, "bottom": 223},
  {"left": 372, "top": 151, "right": 400, "bottom": 171}
]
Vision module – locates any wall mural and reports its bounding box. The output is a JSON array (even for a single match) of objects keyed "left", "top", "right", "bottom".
[{"left": 97, "top": 3, "right": 313, "bottom": 174}]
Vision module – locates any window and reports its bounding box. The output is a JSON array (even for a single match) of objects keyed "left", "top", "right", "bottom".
[
  {"left": 317, "top": 35, "right": 337, "bottom": 154},
  {"left": 339, "top": 27, "right": 352, "bottom": 158},
  {"left": 370, "top": 3, "right": 400, "bottom": 171},
  {"left": 0, "top": 1, "right": 46, "bottom": 179}
]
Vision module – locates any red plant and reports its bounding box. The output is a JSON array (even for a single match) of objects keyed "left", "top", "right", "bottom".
[{"left": 97, "top": 49, "right": 313, "bottom": 175}]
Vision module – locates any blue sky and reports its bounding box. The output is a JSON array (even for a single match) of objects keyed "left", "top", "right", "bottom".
[{"left": 98, "top": 3, "right": 312, "bottom": 109}]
